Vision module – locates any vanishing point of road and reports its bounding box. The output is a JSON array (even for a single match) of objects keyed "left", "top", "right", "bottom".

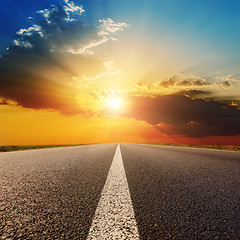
[{"left": 0, "top": 143, "right": 239, "bottom": 239}]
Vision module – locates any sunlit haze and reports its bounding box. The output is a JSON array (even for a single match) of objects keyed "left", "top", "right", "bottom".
[
  {"left": 1, "top": 0, "right": 240, "bottom": 145},
  {"left": 106, "top": 97, "right": 123, "bottom": 111}
]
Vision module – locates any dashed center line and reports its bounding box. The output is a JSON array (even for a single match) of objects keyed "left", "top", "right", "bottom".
[{"left": 87, "top": 144, "right": 140, "bottom": 240}]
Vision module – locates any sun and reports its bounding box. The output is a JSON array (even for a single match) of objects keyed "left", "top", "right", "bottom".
[{"left": 106, "top": 96, "right": 123, "bottom": 111}]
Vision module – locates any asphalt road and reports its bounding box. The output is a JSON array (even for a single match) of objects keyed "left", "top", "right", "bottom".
[
  {"left": 0, "top": 144, "right": 117, "bottom": 239},
  {"left": 1, "top": 143, "right": 240, "bottom": 239},
  {"left": 121, "top": 143, "right": 240, "bottom": 239}
]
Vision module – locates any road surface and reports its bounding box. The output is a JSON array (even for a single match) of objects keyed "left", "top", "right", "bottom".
[{"left": 0, "top": 143, "right": 239, "bottom": 239}]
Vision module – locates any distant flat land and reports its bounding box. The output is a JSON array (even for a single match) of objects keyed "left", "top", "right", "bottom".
[
  {"left": 0, "top": 143, "right": 240, "bottom": 152},
  {"left": 147, "top": 143, "right": 240, "bottom": 151},
  {"left": 0, "top": 144, "right": 85, "bottom": 152}
]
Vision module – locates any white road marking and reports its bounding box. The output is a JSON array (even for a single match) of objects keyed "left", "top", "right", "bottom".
[{"left": 87, "top": 144, "right": 140, "bottom": 240}]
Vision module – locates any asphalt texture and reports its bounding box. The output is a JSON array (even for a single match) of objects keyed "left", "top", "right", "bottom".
[
  {"left": 121, "top": 143, "right": 240, "bottom": 239},
  {"left": 1, "top": 143, "right": 240, "bottom": 239},
  {"left": 0, "top": 144, "right": 117, "bottom": 239}
]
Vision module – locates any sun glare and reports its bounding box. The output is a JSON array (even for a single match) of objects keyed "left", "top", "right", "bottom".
[{"left": 106, "top": 97, "right": 123, "bottom": 111}]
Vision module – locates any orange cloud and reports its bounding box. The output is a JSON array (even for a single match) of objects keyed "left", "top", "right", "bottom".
[
  {"left": 118, "top": 94, "right": 240, "bottom": 138},
  {"left": 0, "top": 2, "right": 127, "bottom": 114}
]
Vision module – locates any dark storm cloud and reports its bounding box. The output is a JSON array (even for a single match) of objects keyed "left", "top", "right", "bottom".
[
  {"left": 0, "top": 1, "right": 127, "bottom": 113},
  {"left": 204, "top": 97, "right": 240, "bottom": 107},
  {"left": 122, "top": 94, "right": 240, "bottom": 137}
]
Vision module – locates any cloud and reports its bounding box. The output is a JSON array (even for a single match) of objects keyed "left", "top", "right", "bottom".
[
  {"left": 0, "top": 99, "right": 18, "bottom": 106},
  {"left": 136, "top": 74, "right": 212, "bottom": 92},
  {"left": 37, "top": 0, "right": 84, "bottom": 23},
  {"left": 120, "top": 94, "right": 240, "bottom": 137},
  {"left": 0, "top": 99, "right": 8, "bottom": 105},
  {"left": 221, "top": 81, "right": 231, "bottom": 87},
  {"left": 67, "top": 18, "right": 128, "bottom": 55},
  {"left": 159, "top": 75, "right": 210, "bottom": 88},
  {"left": 131, "top": 73, "right": 240, "bottom": 137},
  {"left": 0, "top": 1, "right": 128, "bottom": 114},
  {"left": 135, "top": 73, "right": 238, "bottom": 103},
  {"left": 177, "top": 79, "right": 208, "bottom": 87},
  {"left": 174, "top": 89, "right": 212, "bottom": 98},
  {"left": 159, "top": 78, "right": 175, "bottom": 88},
  {"left": 204, "top": 97, "right": 240, "bottom": 108},
  {"left": 63, "top": 0, "right": 85, "bottom": 16},
  {"left": 17, "top": 25, "right": 43, "bottom": 38},
  {"left": 225, "top": 74, "right": 240, "bottom": 82},
  {"left": 98, "top": 18, "right": 128, "bottom": 36},
  {"left": 82, "top": 60, "right": 121, "bottom": 81}
]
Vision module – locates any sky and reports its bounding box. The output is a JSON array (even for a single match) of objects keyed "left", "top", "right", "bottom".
[{"left": 1, "top": 0, "right": 240, "bottom": 145}]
